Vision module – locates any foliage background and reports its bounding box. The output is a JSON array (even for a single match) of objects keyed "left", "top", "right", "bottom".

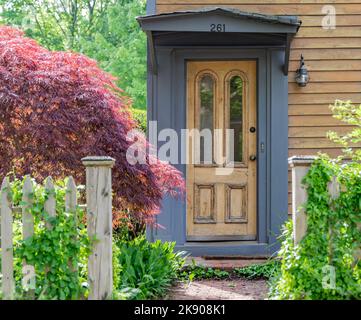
[{"left": 0, "top": 0, "right": 147, "bottom": 110}]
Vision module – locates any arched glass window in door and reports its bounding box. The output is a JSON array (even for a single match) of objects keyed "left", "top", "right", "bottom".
[
  {"left": 229, "top": 75, "right": 244, "bottom": 163},
  {"left": 198, "top": 74, "right": 214, "bottom": 164}
]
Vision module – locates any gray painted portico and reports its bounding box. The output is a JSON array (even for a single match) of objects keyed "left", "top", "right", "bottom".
[{"left": 138, "top": 5, "right": 300, "bottom": 256}]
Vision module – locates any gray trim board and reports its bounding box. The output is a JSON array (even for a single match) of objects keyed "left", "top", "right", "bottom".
[
  {"left": 146, "top": 0, "right": 156, "bottom": 15},
  {"left": 146, "top": 31, "right": 158, "bottom": 74},
  {"left": 176, "top": 242, "right": 271, "bottom": 257},
  {"left": 139, "top": 12, "right": 299, "bottom": 33},
  {"left": 138, "top": 7, "right": 300, "bottom": 75},
  {"left": 139, "top": 7, "right": 301, "bottom": 29}
]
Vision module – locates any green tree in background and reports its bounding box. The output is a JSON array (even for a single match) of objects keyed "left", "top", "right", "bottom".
[{"left": 0, "top": 0, "right": 147, "bottom": 110}]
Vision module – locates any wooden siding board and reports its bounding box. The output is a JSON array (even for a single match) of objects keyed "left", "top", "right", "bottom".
[
  {"left": 289, "top": 93, "right": 361, "bottom": 104},
  {"left": 289, "top": 60, "right": 361, "bottom": 71},
  {"left": 291, "top": 49, "right": 361, "bottom": 61},
  {"left": 289, "top": 115, "right": 353, "bottom": 126},
  {"left": 297, "top": 27, "right": 361, "bottom": 38},
  {"left": 289, "top": 126, "right": 354, "bottom": 138},
  {"left": 288, "top": 148, "right": 344, "bottom": 157},
  {"left": 299, "top": 15, "right": 361, "bottom": 27},
  {"left": 289, "top": 82, "right": 361, "bottom": 93},
  {"left": 157, "top": 4, "right": 361, "bottom": 15},
  {"left": 288, "top": 71, "right": 361, "bottom": 82},
  {"left": 292, "top": 38, "right": 361, "bottom": 49},
  {"left": 289, "top": 137, "right": 361, "bottom": 148},
  {"left": 157, "top": 0, "right": 361, "bottom": 3},
  {"left": 289, "top": 105, "right": 334, "bottom": 116}
]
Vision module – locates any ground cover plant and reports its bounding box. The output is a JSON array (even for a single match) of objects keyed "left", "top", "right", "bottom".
[
  {"left": 178, "top": 264, "right": 230, "bottom": 281},
  {"left": 178, "top": 260, "right": 280, "bottom": 282},
  {"left": 234, "top": 261, "right": 280, "bottom": 280}
]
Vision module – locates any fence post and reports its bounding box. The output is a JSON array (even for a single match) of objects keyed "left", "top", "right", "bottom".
[
  {"left": 82, "top": 156, "right": 115, "bottom": 300},
  {"left": 65, "top": 176, "right": 78, "bottom": 273},
  {"left": 288, "top": 156, "right": 317, "bottom": 244},
  {"left": 44, "top": 177, "right": 56, "bottom": 230},
  {"left": 1, "top": 177, "right": 14, "bottom": 299},
  {"left": 22, "top": 176, "right": 35, "bottom": 298}
]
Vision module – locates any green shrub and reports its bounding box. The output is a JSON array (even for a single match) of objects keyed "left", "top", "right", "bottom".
[
  {"left": 131, "top": 108, "right": 147, "bottom": 133},
  {"left": 114, "top": 236, "right": 185, "bottom": 299},
  {"left": 269, "top": 157, "right": 361, "bottom": 300}
]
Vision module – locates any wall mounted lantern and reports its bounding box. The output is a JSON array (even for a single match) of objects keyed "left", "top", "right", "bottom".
[{"left": 295, "top": 55, "right": 309, "bottom": 87}]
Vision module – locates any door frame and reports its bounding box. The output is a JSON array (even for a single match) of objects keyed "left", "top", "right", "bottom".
[
  {"left": 148, "top": 47, "right": 289, "bottom": 256},
  {"left": 177, "top": 48, "right": 267, "bottom": 245}
]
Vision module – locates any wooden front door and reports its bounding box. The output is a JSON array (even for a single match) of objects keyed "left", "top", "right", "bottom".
[{"left": 186, "top": 61, "right": 257, "bottom": 241}]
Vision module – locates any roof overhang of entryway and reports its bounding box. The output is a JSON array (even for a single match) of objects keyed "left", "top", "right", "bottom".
[{"left": 137, "top": 7, "right": 301, "bottom": 75}]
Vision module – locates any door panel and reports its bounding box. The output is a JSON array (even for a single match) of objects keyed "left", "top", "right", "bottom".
[
  {"left": 194, "top": 184, "right": 215, "bottom": 223},
  {"left": 225, "top": 184, "right": 247, "bottom": 223},
  {"left": 186, "top": 61, "right": 257, "bottom": 241}
]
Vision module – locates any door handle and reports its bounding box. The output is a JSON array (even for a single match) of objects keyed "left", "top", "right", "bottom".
[{"left": 249, "top": 155, "right": 257, "bottom": 161}]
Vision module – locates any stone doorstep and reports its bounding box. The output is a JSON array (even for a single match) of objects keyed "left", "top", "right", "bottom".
[{"left": 184, "top": 256, "right": 269, "bottom": 271}]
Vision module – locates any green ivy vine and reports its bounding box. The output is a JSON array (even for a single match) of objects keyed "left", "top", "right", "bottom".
[
  {"left": 270, "top": 155, "right": 361, "bottom": 300},
  {"left": 7, "top": 176, "right": 91, "bottom": 300}
]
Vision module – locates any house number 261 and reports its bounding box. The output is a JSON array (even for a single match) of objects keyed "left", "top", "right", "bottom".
[{"left": 210, "top": 24, "right": 226, "bottom": 32}]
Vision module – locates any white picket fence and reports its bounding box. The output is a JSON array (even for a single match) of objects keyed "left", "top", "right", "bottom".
[{"left": 0, "top": 156, "right": 115, "bottom": 300}]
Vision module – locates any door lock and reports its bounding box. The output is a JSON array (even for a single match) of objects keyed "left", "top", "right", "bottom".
[
  {"left": 250, "top": 155, "right": 257, "bottom": 161},
  {"left": 250, "top": 127, "right": 256, "bottom": 133}
]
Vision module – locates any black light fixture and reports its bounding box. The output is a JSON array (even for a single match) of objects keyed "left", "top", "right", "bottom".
[{"left": 295, "top": 55, "right": 309, "bottom": 87}]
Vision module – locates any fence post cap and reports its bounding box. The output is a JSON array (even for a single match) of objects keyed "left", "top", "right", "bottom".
[
  {"left": 81, "top": 156, "right": 115, "bottom": 168},
  {"left": 288, "top": 155, "right": 318, "bottom": 167}
]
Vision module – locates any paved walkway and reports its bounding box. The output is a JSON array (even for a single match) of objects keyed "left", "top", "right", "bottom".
[
  {"left": 167, "top": 279, "right": 268, "bottom": 300},
  {"left": 167, "top": 257, "right": 270, "bottom": 300}
]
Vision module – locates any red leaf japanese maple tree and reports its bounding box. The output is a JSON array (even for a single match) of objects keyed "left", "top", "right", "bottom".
[{"left": 0, "top": 26, "right": 184, "bottom": 229}]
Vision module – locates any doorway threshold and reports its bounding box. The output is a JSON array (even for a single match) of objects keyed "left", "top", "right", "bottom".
[
  {"left": 184, "top": 256, "right": 269, "bottom": 270},
  {"left": 184, "top": 241, "right": 259, "bottom": 247},
  {"left": 176, "top": 241, "right": 272, "bottom": 257}
]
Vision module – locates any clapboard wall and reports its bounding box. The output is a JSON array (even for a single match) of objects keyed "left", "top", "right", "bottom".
[{"left": 155, "top": 0, "right": 361, "bottom": 212}]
